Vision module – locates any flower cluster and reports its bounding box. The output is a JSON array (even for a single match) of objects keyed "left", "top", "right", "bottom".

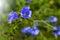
[
  {"left": 8, "top": 0, "right": 60, "bottom": 37},
  {"left": 8, "top": 6, "right": 32, "bottom": 23},
  {"left": 21, "top": 26, "right": 39, "bottom": 36},
  {"left": 46, "top": 16, "right": 60, "bottom": 37}
]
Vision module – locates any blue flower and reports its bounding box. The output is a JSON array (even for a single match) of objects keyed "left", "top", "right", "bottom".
[
  {"left": 27, "top": 0, "right": 32, "bottom": 3},
  {"left": 21, "top": 26, "right": 40, "bottom": 36},
  {"left": 46, "top": 16, "right": 57, "bottom": 23},
  {"left": 8, "top": 11, "right": 18, "bottom": 23},
  {"left": 21, "top": 27, "right": 32, "bottom": 34},
  {"left": 30, "top": 27, "right": 40, "bottom": 36},
  {"left": 20, "top": 6, "right": 32, "bottom": 18},
  {"left": 53, "top": 26, "right": 60, "bottom": 37},
  {"left": 53, "top": 31, "right": 60, "bottom": 37}
]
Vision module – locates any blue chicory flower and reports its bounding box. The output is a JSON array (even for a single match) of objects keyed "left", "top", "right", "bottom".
[
  {"left": 21, "top": 26, "right": 40, "bottom": 36},
  {"left": 53, "top": 26, "right": 60, "bottom": 37},
  {"left": 21, "top": 27, "right": 32, "bottom": 34},
  {"left": 8, "top": 11, "right": 18, "bottom": 23},
  {"left": 20, "top": 6, "right": 32, "bottom": 18},
  {"left": 46, "top": 16, "right": 57, "bottom": 23}
]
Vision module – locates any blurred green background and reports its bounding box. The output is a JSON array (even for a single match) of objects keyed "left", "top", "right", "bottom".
[{"left": 0, "top": 0, "right": 60, "bottom": 40}]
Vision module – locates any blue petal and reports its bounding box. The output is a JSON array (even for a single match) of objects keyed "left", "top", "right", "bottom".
[
  {"left": 30, "top": 27, "right": 40, "bottom": 36},
  {"left": 53, "top": 31, "right": 58, "bottom": 37},
  {"left": 57, "top": 31, "right": 60, "bottom": 35}
]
